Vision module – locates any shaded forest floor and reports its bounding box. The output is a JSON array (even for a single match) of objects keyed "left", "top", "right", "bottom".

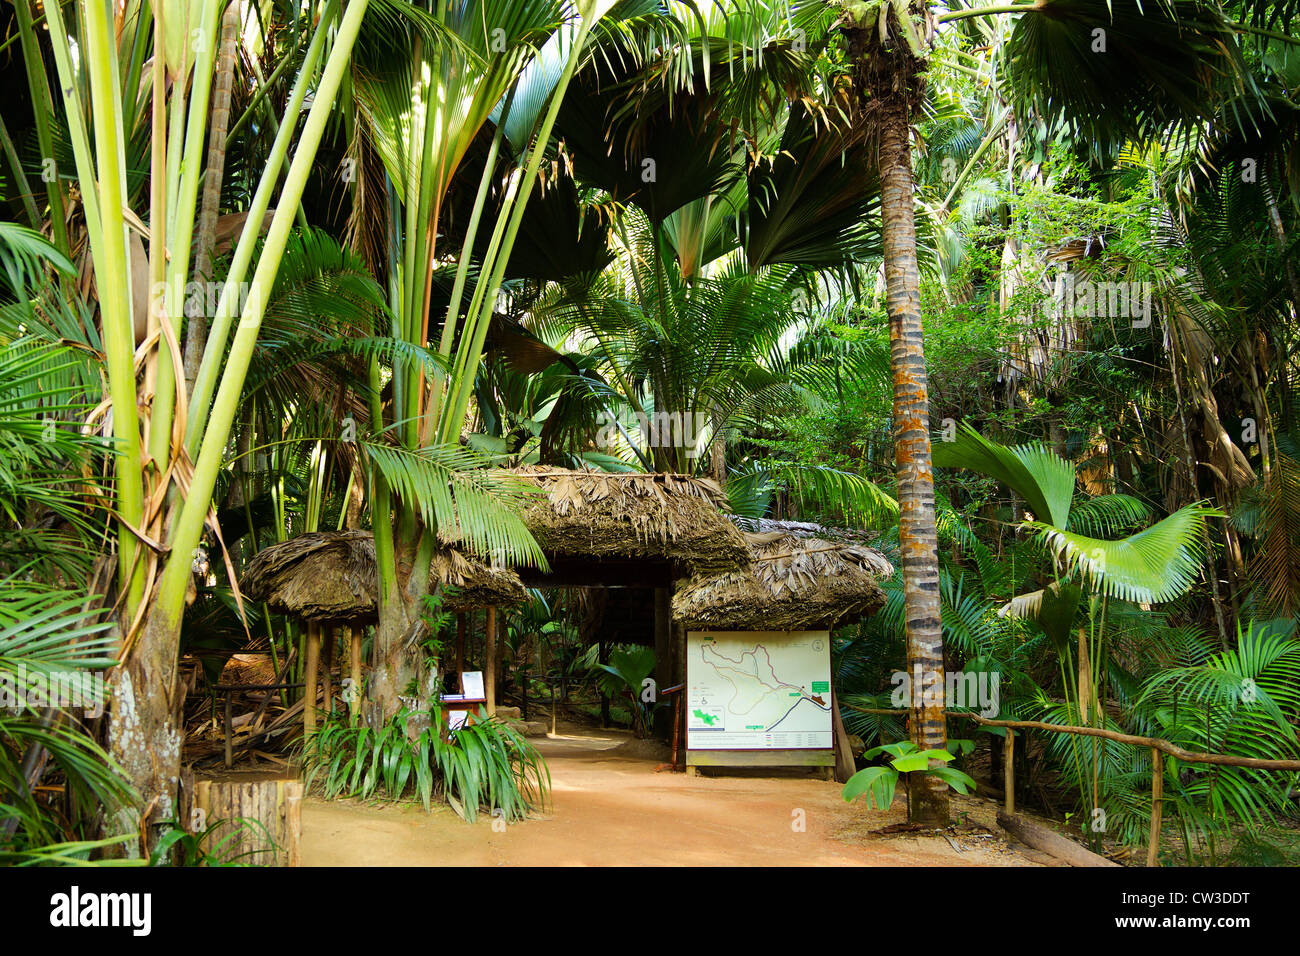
[{"left": 300, "top": 721, "right": 1045, "bottom": 866}]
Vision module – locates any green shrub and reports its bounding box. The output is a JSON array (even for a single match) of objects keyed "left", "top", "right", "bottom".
[{"left": 301, "top": 706, "right": 548, "bottom": 823}]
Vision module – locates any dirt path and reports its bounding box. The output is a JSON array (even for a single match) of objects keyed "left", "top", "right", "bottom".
[{"left": 301, "top": 723, "right": 1040, "bottom": 866}]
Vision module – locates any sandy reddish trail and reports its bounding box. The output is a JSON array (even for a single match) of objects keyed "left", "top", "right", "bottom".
[{"left": 301, "top": 724, "right": 1039, "bottom": 866}]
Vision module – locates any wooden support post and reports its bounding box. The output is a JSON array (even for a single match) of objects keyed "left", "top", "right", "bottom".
[
  {"left": 676, "top": 691, "right": 686, "bottom": 775},
  {"left": 485, "top": 606, "right": 497, "bottom": 716},
  {"left": 653, "top": 588, "right": 671, "bottom": 739},
  {"left": 1147, "top": 748, "right": 1164, "bottom": 867},
  {"left": 303, "top": 621, "right": 320, "bottom": 734},
  {"left": 599, "top": 639, "right": 610, "bottom": 728},
  {"left": 455, "top": 612, "right": 466, "bottom": 684},
  {"left": 321, "top": 626, "right": 334, "bottom": 718},
  {"left": 1004, "top": 729, "right": 1015, "bottom": 815},
  {"left": 223, "top": 691, "right": 233, "bottom": 769},
  {"left": 830, "top": 687, "right": 855, "bottom": 784},
  {"left": 348, "top": 625, "right": 362, "bottom": 724}
]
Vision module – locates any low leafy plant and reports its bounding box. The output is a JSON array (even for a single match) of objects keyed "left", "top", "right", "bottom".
[
  {"left": 842, "top": 739, "right": 977, "bottom": 812},
  {"left": 150, "top": 818, "right": 279, "bottom": 866},
  {"left": 301, "top": 706, "right": 549, "bottom": 823},
  {"left": 589, "top": 646, "right": 662, "bottom": 737}
]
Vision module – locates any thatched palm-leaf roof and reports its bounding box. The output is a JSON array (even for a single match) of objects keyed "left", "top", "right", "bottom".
[
  {"left": 240, "top": 531, "right": 527, "bottom": 623},
  {"left": 673, "top": 531, "right": 892, "bottom": 631},
  {"left": 509, "top": 466, "right": 749, "bottom": 573},
  {"left": 428, "top": 546, "right": 529, "bottom": 612}
]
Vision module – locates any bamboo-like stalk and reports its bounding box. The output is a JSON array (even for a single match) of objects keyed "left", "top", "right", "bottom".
[
  {"left": 13, "top": 0, "right": 68, "bottom": 252},
  {"left": 185, "top": 1, "right": 245, "bottom": 390},
  {"left": 54, "top": 0, "right": 146, "bottom": 613},
  {"left": 152, "top": 0, "right": 223, "bottom": 467},
  {"left": 423, "top": 89, "right": 516, "bottom": 440},
  {"left": 186, "top": 0, "right": 342, "bottom": 454},
  {"left": 1147, "top": 748, "right": 1164, "bottom": 866},
  {"left": 153, "top": 0, "right": 373, "bottom": 631},
  {"left": 438, "top": 0, "right": 600, "bottom": 444}
]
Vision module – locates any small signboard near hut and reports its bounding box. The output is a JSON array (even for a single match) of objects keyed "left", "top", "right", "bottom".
[{"left": 686, "top": 630, "right": 834, "bottom": 772}]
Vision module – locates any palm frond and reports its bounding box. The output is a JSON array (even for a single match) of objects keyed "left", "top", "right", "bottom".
[{"left": 1031, "top": 504, "right": 1219, "bottom": 604}]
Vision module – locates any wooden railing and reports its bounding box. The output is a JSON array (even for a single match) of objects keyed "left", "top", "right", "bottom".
[{"left": 842, "top": 703, "right": 1300, "bottom": 866}]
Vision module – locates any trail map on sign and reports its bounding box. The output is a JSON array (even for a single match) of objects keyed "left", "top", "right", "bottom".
[{"left": 686, "top": 631, "right": 833, "bottom": 750}]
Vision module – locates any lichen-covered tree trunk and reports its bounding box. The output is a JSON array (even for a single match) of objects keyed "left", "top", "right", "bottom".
[
  {"left": 107, "top": 605, "right": 184, "bottom": 851},
  {"left": 368, "top": 526, "right": 431, "bottom": 723},
  {"left": 855, "top": 23, "right": 949, "bottom": 826}
]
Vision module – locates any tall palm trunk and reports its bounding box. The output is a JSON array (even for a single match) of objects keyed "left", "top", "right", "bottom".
[{"left": 849, "top": 17, "right": 948, "bottom": 825}]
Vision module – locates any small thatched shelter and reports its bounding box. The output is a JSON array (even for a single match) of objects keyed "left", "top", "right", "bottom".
[
  {"left": 239, "top": 531, "right": 529, "bottom": 730},
  {"left": 672, "top": 531, "right": 893, "bottom": 631},
  {"left": 508, "top": 467, "right": 750, "bottom": 580},
  {"left": 429, "top": 546, "right": 530, "bottom": 613},
  {"left": 241, "top": 531, "right": 379, "bottom": 625},
  {"left": 240, "top": 530, "right": 528, "bottom": 620}
]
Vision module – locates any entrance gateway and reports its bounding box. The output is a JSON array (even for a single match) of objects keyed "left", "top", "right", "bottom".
[{"left": 685, "top": 630, "right": 835, "bottom": 775}]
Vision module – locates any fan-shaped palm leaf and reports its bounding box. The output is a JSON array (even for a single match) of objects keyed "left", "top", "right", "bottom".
[{"left": 1030, "top": 503, "right": 1220, "bottom": 604}]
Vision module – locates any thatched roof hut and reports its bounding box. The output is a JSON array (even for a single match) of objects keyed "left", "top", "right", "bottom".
[
  {"left": 672, "top": 531, "right": 893, "bottom": 631},
  {"left": 240, "top": 531, "right": 527, "bottom": 623},
  {"left": 429, "top": 546, "right": 530, "bottom": 613},
  {"left": 509, "top": 467, "right": 749, "bottom": 576}
]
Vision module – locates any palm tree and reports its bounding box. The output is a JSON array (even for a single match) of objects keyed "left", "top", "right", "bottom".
[
  {"left": 343, "top": 0, "right": 607, "bottom": 719},
  {"left": 28, "top": 0, "right": 373, "bottom": 843},
  {"left": 829, "top": 0, "right": 1261, "bottom": 824},
  {"left": 933, "top": 423, "right": 1219, "bottom": 813}
]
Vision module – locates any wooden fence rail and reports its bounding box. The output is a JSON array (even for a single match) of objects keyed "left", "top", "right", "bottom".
[{"left": 841, "top": 703, "right": 1300, "bottom": 866}]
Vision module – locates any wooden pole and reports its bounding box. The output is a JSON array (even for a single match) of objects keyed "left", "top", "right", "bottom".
[
  {"left": 1147, "top": 748, "right": 1164, "bottom": 867},
  {"left": 303, "top": 621, "right": 320, "bottom": 734},
  {"left": 223, "top": 691, "right": 233, "bottom": 768},
  {"left": 455, "top": 612, "right": 466, "bottom": 685},
  {"left": 321, "top": 626, "right": 334, "bottom": 718},
  {"left": 348, "top": 625, "right": 362, "bottom": 724},
  {"left": 485, "top": 606, "right": 497, "bottom": 716},
  {"left": 1003, "top": 728, "right": 1015, "bottom": 815},
  {"left": 830, "top": 687, "right": 856, "bottom": 784}
]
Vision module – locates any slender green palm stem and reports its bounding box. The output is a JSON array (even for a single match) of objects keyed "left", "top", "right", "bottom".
[
  {"left": 368, "top": 354, "right": 399, "bottom": 605},
  {"left": 0, "top": 113, "right": 41, "bottom": 227},
  {"left": 152, "top": 0, "right": 223, "bottom": 471},
  {"left": 439, "top": 0, "right": 600, "bottom": 444},
  {"left": 225, "top": 34, "right": 311, "bottom": 147},
  {"left": 155, "top": 0, "right": 372, "bottom": 630},
  {"left": 941, "top": 106, "right": 1010, "bottom": 211},
  {"left": 13, "top": 0, "right": 68, "bottom": 252},
  {"left": 186, "top": 0, "right": 342, "bottom": 454},
  {"left": 243, "top": 55, "right": 311, "bottom": 229},
  {"left": 427, "top": 89, "right": 517, "bottom": 439},
  {"left": 937, "top": 4, "right": 1040, "bottom": 23},
  {"left": 54, "top": 0, "right": 144, "bottom": 612}
]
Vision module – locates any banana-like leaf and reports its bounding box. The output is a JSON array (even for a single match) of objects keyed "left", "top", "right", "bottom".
[
  {"left": 841, "top": 765, "right": 897, "bottom": 809},
  {"left": 932, "top": 423, "right": 1075, "bottom": 528}
]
